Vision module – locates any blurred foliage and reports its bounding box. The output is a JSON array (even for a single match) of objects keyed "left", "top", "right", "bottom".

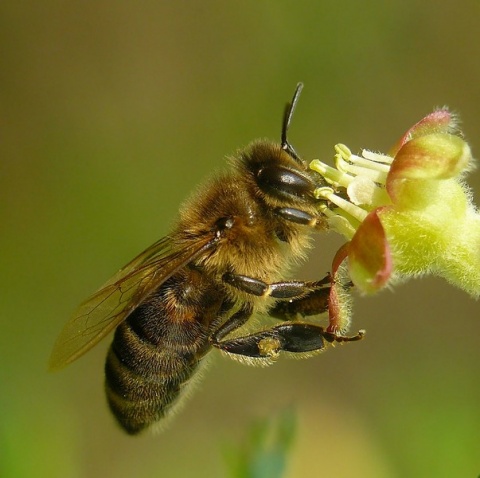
[
  {"left": 223, "top": 408, "right": 296, "bottom": 478},
  {"left": 1, "top": 1, "right": 480, "bottom": 477}
]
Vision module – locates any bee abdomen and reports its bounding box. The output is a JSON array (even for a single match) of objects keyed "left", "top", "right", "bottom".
[{"left": 105, "top": 314, "right": 207, "bottom": 435}]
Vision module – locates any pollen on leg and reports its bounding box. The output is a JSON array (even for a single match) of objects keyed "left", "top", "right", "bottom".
[{"left": 258, "top": 337, "right": 281, "bottom": 358}]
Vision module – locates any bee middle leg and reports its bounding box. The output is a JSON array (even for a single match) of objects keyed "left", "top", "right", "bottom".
[{"left": 268, "top": 278, "right": 332, "bottom": 321}]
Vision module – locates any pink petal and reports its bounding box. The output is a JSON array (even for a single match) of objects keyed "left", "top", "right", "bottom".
[
  {"left": 332, "top": 242, "right": 351, "bottom": 276},
  {"left": 387, "top": 133, "right": 471, "bottom": 201},
  {"left": 389, "top": 109, "right": 455, "bottom": 157},
  {"left": 348, "top": 208, "right": 392, "bottom": 294}
]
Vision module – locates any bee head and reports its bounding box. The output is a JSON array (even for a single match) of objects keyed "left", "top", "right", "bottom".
[{"left": 240, "top": 142, "right": 317, "bottom": 206}]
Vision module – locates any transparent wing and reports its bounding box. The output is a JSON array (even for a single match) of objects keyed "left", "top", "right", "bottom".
[{"left": 49, "top": 233, "right": 217, "bottom": 371}]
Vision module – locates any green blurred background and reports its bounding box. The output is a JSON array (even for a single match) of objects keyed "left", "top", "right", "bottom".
[{"left": 2, "top": 1, "right": 480, "bottom": 477}]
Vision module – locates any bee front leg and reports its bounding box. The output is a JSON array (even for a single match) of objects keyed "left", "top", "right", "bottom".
[
  {"left": 212, "top": 322, "right": 364, "bottom": 360},
  {"left": 222, "top": 272, "right": 327, "bottom": 300}
]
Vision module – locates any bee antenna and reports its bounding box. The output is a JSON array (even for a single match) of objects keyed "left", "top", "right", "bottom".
[{"left": 281, "top": 82, "right": 304, "bottom": 163}]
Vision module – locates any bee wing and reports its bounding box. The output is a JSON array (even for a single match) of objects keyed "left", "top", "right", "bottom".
[{"left": 49, "top": 234, "right": 217, "bottom": 371}]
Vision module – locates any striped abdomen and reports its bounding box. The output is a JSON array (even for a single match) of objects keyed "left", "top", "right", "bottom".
[{"left": 105, "top": 271, "right": 224, "bottom": 434}]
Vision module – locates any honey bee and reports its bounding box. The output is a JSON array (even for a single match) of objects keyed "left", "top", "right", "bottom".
[{"left": 49, "top": 84, "right": 364, "bottom": 435}]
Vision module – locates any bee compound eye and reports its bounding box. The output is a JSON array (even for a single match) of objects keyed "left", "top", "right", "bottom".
[{"left": 257, "top": 165, "right": 314, "bottom": 201}]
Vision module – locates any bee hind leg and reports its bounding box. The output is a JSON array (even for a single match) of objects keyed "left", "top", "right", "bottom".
[{"left": 212, "top": 322, "right": 364, "bottom": 360}]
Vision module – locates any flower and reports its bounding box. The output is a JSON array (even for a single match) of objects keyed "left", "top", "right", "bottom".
[{"left": 310, "top": 109, "right": 480, "bottom": 334}]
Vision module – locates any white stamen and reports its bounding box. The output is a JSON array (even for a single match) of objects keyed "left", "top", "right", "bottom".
[
  {"left": 316, "top": 187, "right": 368, "bottom": 223},
  {"left": 335, "top": 145, "right": 390, "bottom": 185},
  {"left": 311, "top": 144, "right": 395, "bottom": 240},
  {"left": 362, "top": 149, "right": 394, "bottom": 164},
  {"left": 309, "top": 159, "right": 355, "bottom": 189},
  {"left": 318, "top": 204, "right": 357, "bottom": 238}
]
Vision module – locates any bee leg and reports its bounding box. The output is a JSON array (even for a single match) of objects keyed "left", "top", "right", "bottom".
[
  {"left": 274, "top": 207, "right": 325, "bottom": 230},
  {"left": 212, "top": 303, "right": 254, "bottom": 343},
  {"left": 268, "top": 286, "right": 330, "bottom": 321},
  {"left": 222, "top": 272, "right": 328, "bottom": 300},
  {"left": 212, "top": 322, "right": 364, "bottom": 359},
  {"left": 223, "top": 272, "right": 361, "bottom": 341}
]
